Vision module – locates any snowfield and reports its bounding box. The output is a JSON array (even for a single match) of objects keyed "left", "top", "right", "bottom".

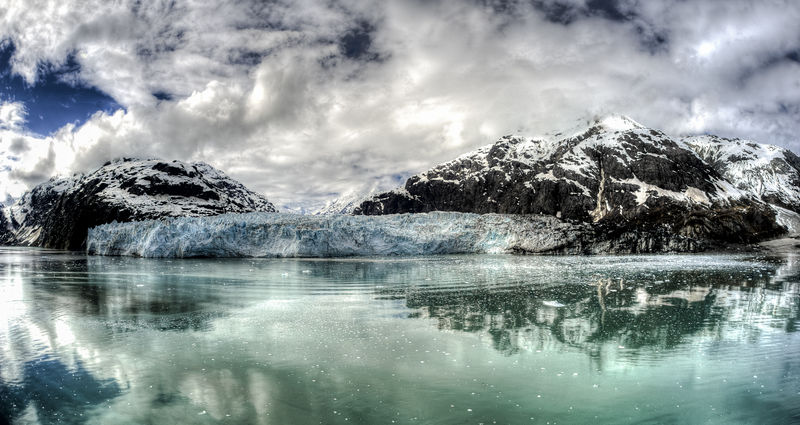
[{"left": 87, "top": 212, "right": 585, "bottom": 258}]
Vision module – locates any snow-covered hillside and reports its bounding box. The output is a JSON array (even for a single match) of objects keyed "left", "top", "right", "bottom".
[
  {"left": 354, "top": 115, "right": 793, "bottom": 240},
  {"left": 357, "top": 115, "right": 742, "bottom": 218},
  {"left": 313, "top": 177, "right": 405, "bottom": 215},
  {"left": 1, "top": 158, "right": 276, "bottom": 249},
  {"left": 683, "top": 135, "right": 800, "bottom": 211}
]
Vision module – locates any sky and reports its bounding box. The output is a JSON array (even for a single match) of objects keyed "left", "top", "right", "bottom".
[{"left": 1, "top": 0, "right": 799, "bottom": 210}]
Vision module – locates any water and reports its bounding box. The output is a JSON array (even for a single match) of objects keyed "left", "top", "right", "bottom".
[{"left": 1, "top": 247, "right": 799, "bottom": 424}]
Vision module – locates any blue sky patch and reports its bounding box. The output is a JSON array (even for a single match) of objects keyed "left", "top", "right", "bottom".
[{"left": 0, "top": 41, "right": 121, "bottom": 136}]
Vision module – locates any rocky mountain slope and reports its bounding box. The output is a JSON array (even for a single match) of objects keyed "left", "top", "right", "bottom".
[
  {"left": 0, "top": 158, "right": 276, "bottom": 250},
  {"left": 355, "top": 115, "right": 796, "bottom": 250},
  {"left": 683, "top": 135, "right": 800, "bottom": 211}
]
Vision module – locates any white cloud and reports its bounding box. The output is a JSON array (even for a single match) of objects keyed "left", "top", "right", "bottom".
[
  {"left": 0, "top": 0, "right": 799, "bottom": 208},
  {"left": 0, "top": 100, "right": 26, "bottom": 131}
]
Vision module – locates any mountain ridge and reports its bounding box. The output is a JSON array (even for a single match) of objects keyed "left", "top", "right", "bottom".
[
  {"left": 353, "top": 115, "right": 797, "bottom": 248},
  {"left": 4, "top": 115, "right": 799, "bottom": 254}
]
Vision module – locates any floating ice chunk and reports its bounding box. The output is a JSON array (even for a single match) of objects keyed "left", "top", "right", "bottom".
[{"left": 542, "top": 301, "right": 565, "bottom": 308}]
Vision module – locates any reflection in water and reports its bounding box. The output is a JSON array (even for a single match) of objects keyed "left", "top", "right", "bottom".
[
  {"left": 0, "top": 248, "right": 799, "bottom": 424},
  {"left": 0, "top": 357, "right": 119, "bottom": 425},
  {"left": 402, "top": 264, "right": 800, "bottom": 358}
]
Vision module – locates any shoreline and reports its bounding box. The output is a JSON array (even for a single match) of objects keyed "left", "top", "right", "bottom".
[{"left": 757, "top": 236, "right": 800, "bottom": 255}]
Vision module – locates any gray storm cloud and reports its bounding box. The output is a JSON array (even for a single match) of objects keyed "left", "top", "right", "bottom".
[{"left": 0, "top": 0, "right": 799, "bottom": 209}]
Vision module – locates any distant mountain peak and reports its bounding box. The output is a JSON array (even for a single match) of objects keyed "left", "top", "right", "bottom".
[
  {"left": 592, "top": 114, "right": 646, "bottom": 132},
  {"left": 544, "top": 114, "right": 646, "bottom": 141}
]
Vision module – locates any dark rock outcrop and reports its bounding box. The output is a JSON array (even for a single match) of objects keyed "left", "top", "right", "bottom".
[
  {"left": 0, "top": 204, "right": 10, "bottom": 245},
  {"left": 2, "top": 158, "right": 276, "bottom": 250}
]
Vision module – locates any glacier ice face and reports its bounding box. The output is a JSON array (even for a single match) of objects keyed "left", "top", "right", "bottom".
[
  {"left": 87, "top": 212, "right": 588, "bottom": 258},
  {"left": 772, "top": 205, "right": 800, "bottom": 236}
]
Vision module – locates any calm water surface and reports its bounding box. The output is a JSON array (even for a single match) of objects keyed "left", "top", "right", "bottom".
[{"left": 1, "top": 247, "right": 799, "bottom": 424}]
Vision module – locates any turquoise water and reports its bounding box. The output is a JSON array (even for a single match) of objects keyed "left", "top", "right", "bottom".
[{"left": 1, "top": 247, "right": 799, "bottom": 424}]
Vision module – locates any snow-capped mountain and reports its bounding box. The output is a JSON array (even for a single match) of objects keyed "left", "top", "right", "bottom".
[
  {"left": 313, "top": 190, "right": 384, "bottom": 215},
  {"left": 355, "top": 115, "right": 792, "bottom": 245},
  {"left": 314, "top": 193, "right": 369, "bottom": 215},
  {"left": 312, "top": 178, "right": 406, "bottom": 215},
  {"left": 683, "top": 135, "right": 800, "bottom": 211},
  {"left": 1, "top": 158, "right": 276, "bottom": 249}
]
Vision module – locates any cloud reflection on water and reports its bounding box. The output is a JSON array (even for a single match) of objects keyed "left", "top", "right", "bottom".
[{"left": 0, "top": 249, "right": 799, "bottom": 424}]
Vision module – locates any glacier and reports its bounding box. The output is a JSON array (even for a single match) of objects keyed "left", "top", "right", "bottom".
[{"left": 86, "top": 212, "right": 588, "bottom": 258}]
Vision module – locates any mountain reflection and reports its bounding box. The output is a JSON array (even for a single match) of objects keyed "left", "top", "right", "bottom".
[
  {"left": 0, "top": 357, "right": 119, "bottom": 425},
  {"left": 395, "top": 256, "right": 800, "bottom": 356},
  {"left": 1, "top": 249, "right": 799, "bottom": 424},
  {"left": 11, "top": 254, "right": 235, "bottom": 332},
  {"left": 0, "top": 250, "right": 251, "bottom": 424}
]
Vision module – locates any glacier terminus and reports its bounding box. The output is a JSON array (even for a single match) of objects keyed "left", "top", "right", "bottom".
[{"left": 87, "top": 211, "right": 715, "bottom": 258}]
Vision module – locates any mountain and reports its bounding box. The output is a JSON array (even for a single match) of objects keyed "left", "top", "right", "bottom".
[
  {"left": 313, "top": 178, "right": 405, "bottom": 215},
  {"left": 354, "top": 115, "right": 793, "bottom": 249},
  {"left": 683, "top": 135, "right": 800, "bottom": 211},
  {"left": 314, "top": 190, "right": 379, "bottom": 215},
  {"left": 0, "top": 205, "right": 9, "bottom": 243},
  {"left": 1, "top": 158, "right": 276, "bottom": 250}
]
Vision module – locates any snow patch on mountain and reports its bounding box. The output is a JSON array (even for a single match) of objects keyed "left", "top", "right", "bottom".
[
  {"left": 614, "top": 176, "right": 710, "bottom": 206},
  {"left": 541, "top": 115, "right": 644, "bottom": 141},
  {"left": 596, "top": 114, "right": 646, "bottom": 133},
  {"left": 315, "top": 189, "right": 382, "bottom": 215}
]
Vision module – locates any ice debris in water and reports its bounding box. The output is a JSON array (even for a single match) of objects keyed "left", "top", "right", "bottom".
[{"left": 86, "top": 211, "right": 581, "bottom": 258}]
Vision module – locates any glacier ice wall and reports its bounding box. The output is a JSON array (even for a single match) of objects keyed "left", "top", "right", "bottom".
[{"left": 87, "top": 212, "right": 587, "bottom": 258}]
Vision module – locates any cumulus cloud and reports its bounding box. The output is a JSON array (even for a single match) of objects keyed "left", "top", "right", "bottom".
[
  {"left": 0, "top": 100, "right": 26, "bottom": 131},
  {"left": 0, "top": 0, "right": 799, "bottom": 209}
]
